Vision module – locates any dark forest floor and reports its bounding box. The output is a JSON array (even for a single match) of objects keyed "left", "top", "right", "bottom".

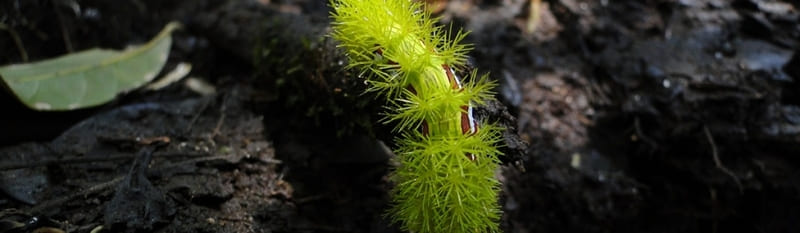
[{"left": 1, "top": 0, "right": 799, "bottom": 232}]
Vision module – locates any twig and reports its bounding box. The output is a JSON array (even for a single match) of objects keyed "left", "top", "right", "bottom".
[
  {"left": 703, "top": 126, "right": 743, "bottom": 193},
  {"left": 0, "top": 22, "right": 29, "bottom": 62}
]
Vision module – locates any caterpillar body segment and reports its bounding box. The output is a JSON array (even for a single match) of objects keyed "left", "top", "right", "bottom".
[{"left": 330, "top": 0, "right": 504, "bottom": 232}]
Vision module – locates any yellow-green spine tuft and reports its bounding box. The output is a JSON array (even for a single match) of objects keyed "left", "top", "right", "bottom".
[{"left": 330, "top": 0, "right": 503, "bottom": 232}]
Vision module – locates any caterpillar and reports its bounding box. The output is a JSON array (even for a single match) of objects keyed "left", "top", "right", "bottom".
[
  {"left": 330, "top": 0, "right": 504, "bottom": 232},
  {"left": 375, "top": 47, "right": 479, "bottom": 154}
]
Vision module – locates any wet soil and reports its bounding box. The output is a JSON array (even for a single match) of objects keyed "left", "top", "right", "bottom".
[{"left": 1, "top": 0, "right": 799, "bottom": 232}]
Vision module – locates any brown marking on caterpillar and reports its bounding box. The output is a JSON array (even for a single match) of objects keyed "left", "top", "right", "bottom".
[
  {"left": 406, "top": 85, "right": 417, "bottom": 94},
  {"left": 444, "top": 65, "right": 479, "bottom": 161},
  {"left": 374, "top": 48, "right": 479, "bottom": 160},
  {"left": 443, "top": 64, "right": 461, "bottom": 89},
  {"left": 460, "top": 105, "right": 471, "bottom": 134},
  {"left": 374, "top": 46, "right": 397, "bottom": 65},
  {"left": 420, "top": 121, "right": 429, "bottom": 136},
  {"left": 466, "top": 153, "right": 477, "bottom": 161}
]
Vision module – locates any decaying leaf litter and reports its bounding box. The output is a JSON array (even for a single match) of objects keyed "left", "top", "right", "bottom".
[{"left": 1, "top": 0, "right": 799, "bottom": 232}]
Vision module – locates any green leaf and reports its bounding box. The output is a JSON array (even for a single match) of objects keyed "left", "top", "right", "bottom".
[{"left": 0, "top": 22, "right": 181, "bottom": 111}]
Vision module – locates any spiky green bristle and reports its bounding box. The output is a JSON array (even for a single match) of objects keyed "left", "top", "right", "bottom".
[
  {"left": 330, "top": 0, "right": 471, "bottom": 100},
  {"left": 391, "top": 125, "right": 503, "bottom": 233},
  {"left": 330, "top": 0, "right": 503, "bottom": 232}
]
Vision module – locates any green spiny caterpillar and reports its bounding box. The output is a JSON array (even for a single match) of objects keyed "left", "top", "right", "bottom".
[{"left": 329, "top": 0, "right": 504, "bottom": 232}]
